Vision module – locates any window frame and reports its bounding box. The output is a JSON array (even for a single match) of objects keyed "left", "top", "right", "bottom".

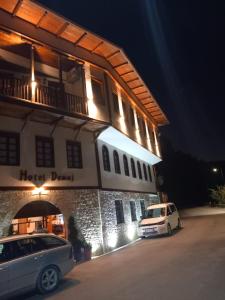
[
  {"left": 91, "top": 77, "right": 105, "bottom": 105},
  {"left": 123, "top": 155, "right": 129, "bottom": 176},
  {"left": 130, "top": 201, "right": 137, "bottom": 222},
  {"left": 0, "top": 131, "right": 20, "bottom": 166},
  {"left": 148, "top": 165, "right": 152, "bottom": 182},
  {"left": 130, "top": 158, "right": 136, "bottom": 178},
  {"left": 113, "top": 150, "right": 121, "bottom": 174},
  {"left": 102, "top": 145, "right": 111, "bottom": 172},
  {"left": 137, "top": 161, "right": 142, "bottom": 179},
  {"left": 143, "top": 163, "right": 148, "bottom": 181},
  {"left": 112, "top": 92, "right": 119, "bottom": 113},
  {"left": 66, "top": 140, "right": 83, "bottom": 169},
  {"left": 115, "top": 200, "right": 125, "bottom": 224},
  {"left": 36, "top": 136, "right": 55, "bottom": 168}
]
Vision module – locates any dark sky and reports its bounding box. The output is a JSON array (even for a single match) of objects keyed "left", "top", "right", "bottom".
[{"left": 38, "top": 0, "right": 225, "bottom": 162}]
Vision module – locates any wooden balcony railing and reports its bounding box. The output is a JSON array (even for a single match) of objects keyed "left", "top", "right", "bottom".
[{"left": 0, "top": 77, "right": 86, "bottom": 115}]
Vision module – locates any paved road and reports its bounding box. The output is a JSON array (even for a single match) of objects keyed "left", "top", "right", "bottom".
[{"left": 16, "top": 214, "right": 225, "bottom": 300}]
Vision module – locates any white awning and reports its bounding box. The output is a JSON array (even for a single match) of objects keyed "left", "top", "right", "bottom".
[{"left": 98, "top": 126, "right": 161, "bottom": 165}]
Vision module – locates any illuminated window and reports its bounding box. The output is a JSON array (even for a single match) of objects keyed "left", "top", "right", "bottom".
[
  {"left": 130, "top": 201, "right": 137, "bottom": 221},
  {"left": 130, "top": 158, "right": 136, "bottom": 178},
  {"left": 113, "top": 150, "right": 121, "bottom": 174},
  {"left": 36, "top": 136, "right": 54, "bottom": 168},
  {"left": 140, "top": 200, "right": 145, "bottom": 216},
  {"left": 66, "top": 141, "right": 82, "bottom": 168},
  {"left": 0, "top": 131, "right": 20, "bottom": 166},
  {"left": 143, "top": 164, "right": 148, "bottom": 181},
  {"left": 148, "top": 165, "right": 152, "bottom": 182},
  {"left": 112, "top": 93, "right": 119, "bottom": 113},
  {"left": 115, "top": 200, "right": 124, "bottom": 224},
  {"left": 123, "top": 155, "right": 129, "bottom": 176},
  {"left": 137, "top": 161, "right": 142, "bottom": 179},
  {"left": 92, "top": 78, "right": 104, "bottom": 105},
  {"left": 102, "top": 145, "right": 110, "bottom": 171}
]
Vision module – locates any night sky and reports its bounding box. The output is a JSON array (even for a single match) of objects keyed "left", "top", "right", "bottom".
[{"left": 38, "top": 0, "right": 225, "bottom": 161}]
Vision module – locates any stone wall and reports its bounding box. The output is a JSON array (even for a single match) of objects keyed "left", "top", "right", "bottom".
[
  {"left": 99, "top": 190, "right": 158, "bottom": 252},
  {"left": 0, "top": 189, "right": 159, "bottom": 255}
]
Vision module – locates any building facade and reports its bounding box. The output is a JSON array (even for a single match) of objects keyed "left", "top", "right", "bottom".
[{"left": 0, "top": 0, "right": 168, "bottom": 255}]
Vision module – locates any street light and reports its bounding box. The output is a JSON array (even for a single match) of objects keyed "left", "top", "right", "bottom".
[{"left": 212, "top": 167, "right": 224, "bottom": 184}]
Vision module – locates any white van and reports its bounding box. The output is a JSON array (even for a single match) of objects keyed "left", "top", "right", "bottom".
[{"left": 138, "top": 203, "right": 181, "bottom": 238}]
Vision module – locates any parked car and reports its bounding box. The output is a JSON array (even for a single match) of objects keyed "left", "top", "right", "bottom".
[
  {"left": 0, "top": 233, "right": 75, "bottom": 298},
  {"left": 138, "top": 203, "right": 181, "bottom": 238}
]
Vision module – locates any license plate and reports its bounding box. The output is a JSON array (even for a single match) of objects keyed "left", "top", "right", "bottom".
[{"left": 144, "top": 228, "right": 156, "bottom": 233}]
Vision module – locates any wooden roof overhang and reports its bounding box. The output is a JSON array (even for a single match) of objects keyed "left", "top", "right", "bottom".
[{"left": 0, "top": 0, "right": 169, "bottom": 126}]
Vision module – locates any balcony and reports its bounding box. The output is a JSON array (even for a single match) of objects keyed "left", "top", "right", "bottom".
[{"left": 0, "top": 77, "right": 86, "bottom": 115}]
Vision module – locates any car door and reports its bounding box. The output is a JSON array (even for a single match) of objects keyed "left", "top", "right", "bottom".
[
  {"left": 8, "top": 238, "right": 45, "bottom": 294},
  {"left": 0, "top": 242, "right": 10, "bottom": 298},
  {"left": 169, "top": 205, "right": 177, "bottom": 229}
]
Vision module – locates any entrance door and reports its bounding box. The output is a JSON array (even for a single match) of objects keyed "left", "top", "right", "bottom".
[{"left": 12, "top": 201, "right": 65, "bottom": 237}]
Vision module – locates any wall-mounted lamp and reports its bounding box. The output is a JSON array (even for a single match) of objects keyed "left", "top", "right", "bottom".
[{"left": 32, "top": 186, "right": 48, "bottom": 196}]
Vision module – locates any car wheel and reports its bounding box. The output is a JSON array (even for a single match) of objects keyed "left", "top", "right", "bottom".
[
  {"left": 177, "top": 218, "right": 181, "bottom": 229},
  {"left": 37, "top": 266, "right": 59, "bottom": 294},
  {"left": 167, "top": 223, "right": 172, "bottom": 236}
]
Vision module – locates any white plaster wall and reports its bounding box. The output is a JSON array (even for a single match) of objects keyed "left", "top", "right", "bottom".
[
  {"left": 0, "top": 116, "right": 98, "bottom": 187},
  {"left": 97, "top": 140, "right": 157, "bottom": 193}
]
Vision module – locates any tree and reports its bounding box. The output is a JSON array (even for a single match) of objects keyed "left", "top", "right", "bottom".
[{"left": 210, "top": 186, "right": 225, "bottom": 205}]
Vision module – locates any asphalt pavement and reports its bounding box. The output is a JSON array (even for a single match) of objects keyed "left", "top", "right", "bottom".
[{"left": 15, "top": 208, "right": 225, "bottom": 300}]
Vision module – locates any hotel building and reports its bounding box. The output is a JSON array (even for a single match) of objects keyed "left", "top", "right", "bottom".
[{"left": 0, "top": 0, "right": 168, "bottom": 255}]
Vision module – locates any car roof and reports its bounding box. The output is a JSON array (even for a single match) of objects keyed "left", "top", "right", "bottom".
[
  {"left": 146, "top": 202, "right": 175, "bottom": 210},
  {"left": 0, "top": 233, "right": 61, "bottom": 243}
]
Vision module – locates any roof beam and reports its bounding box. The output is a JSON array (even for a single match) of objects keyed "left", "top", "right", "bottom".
[
  {"left": 120, "top": 70, "right": 134, "bottom": 77},
  {"left": 126, "top": 77, "right": 139, "bottom": 83},
  {"left": 131, "top": 84, "right": 144, "bottom": 91},
  {"left": 12, "top": 0, "right": 23, "bottom": 16},
  {"left": 113, "top": 62, "right": 128, "bottom": 69},
  {"left": 56, "top": 22, "right": 69, "bottom": 37},
  {"left": 91, "top": 41, "right": 104, "bottom": 53},
  {"left": 36, "top": 11, "right": 48, "bottom": 28},
  {"left": 135, "top": 91, "right": 148, "bottom": 96},
  {"left": 74, "top": 32, "right": 87, "bottom": 46},
  {"left": 106, "top": 50, "right": 120, "bottom": 60}
]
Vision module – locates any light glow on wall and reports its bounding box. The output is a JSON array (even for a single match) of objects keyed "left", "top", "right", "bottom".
[
  {"left": 84, "top": 62, "right": 97, "bottom": 118},
  {"left": 145, "top": 121, "right": 153, "bottom": 152},
  {"left": 117, "top": 85, "right": 128, "bottom": 134},
  {"left": 89, "top": 240, "right": 100, "bottom": 253},
  {"left": 133, "top": 109, "right": 141, "bottom": 144},
  {"left": 127, "top": 224, "right": 136, "bottom": 240},
  {"left": 32, "top": 186, "right": 48, "bottom": 196},
  {"left": 107, "top": 232, "right": 118, "bottom": 248},
  {"left": 153, "top": 127, "right": 161, "bottom": 157},
  {"left": 98, "top": 126, "right": 162, "bottom": 165}
]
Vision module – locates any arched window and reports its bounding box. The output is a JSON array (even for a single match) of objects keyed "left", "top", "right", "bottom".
[
  {"left": 102, "top": 145, "right": 110, "bottom": 171},
  {"left": 123, "top": 155, "right": 129, "bottom": 176},
  {"left": 143, "top": 164, "right": 148, "bottom": 181},
  {"left": 113, "top": 150, "right": 121, "bottom": 174},
  {"left": 148, "top": 165, "right": 152, "bottom": 182},
  {"left": 137, "top": 161, "right": 142, "bottom": 179},
  {"left": 130, "top": 158, "right": 136, "bottom": 178}
]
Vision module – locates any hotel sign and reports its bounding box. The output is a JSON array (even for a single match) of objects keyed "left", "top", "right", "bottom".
[{"left": 19, "top": 170, "right": 74, "bottom": 182}]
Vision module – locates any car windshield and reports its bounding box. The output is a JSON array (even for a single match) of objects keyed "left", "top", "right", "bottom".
[{"left": 143, "top": 207, "right": 166, "bottom": 219}]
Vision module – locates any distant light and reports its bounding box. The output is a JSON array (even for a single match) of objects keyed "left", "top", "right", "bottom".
[{"left": 212, "top": 168, "right": 218, "bottom": 173}]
